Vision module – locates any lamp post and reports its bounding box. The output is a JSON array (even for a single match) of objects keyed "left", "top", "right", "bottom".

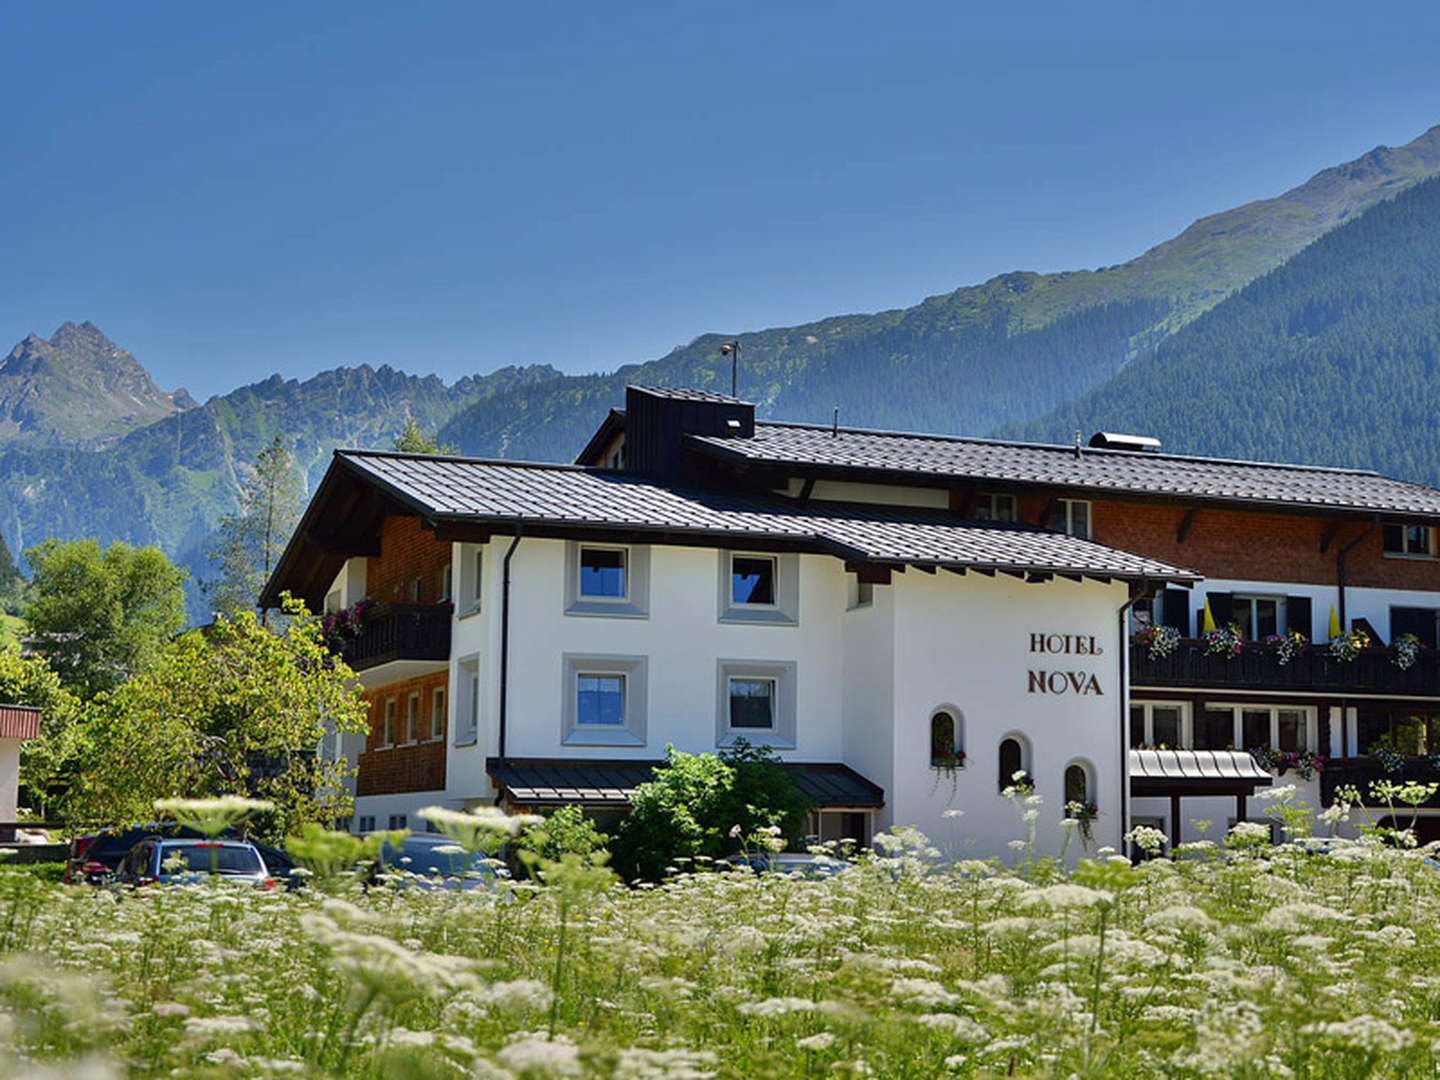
[{"left": 719, "top": 340, "right": 740, "bottom": 397}]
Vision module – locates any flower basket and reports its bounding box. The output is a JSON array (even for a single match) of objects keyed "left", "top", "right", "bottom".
[
  {"left": 1202, "top": 624, "right": 1245, "bottom": 659},
  {"left": 1248, "top": 746, "right": 1325, "bottom": 781},
  {"left": 930, "top": 749, "right": 966, "bottom": 772},
  {"left": 1065, "top": 799, "right": 1099, "bottom": 844},
  {"left": 1135, "top": 624, "right": 1180, "bottom": 660},
  {"left": 1392, "top": 633, "right": 1423, "bottom": 671},
  {"left": 1328, "top": 628, "right": 1371, "bottom": 663},
  {"left": 1264, "top": 629, "right": 1309, "bottom": 666},
  {"left": 321, "top": 598, "right": 375, "bottom": 654}
]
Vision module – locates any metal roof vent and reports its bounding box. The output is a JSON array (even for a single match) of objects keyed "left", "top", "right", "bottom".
[{"left": 1089, "top": 431, "right": 1162, "bottom": 452}]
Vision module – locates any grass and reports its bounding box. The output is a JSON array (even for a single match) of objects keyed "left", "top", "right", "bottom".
[{"left": 1, "top": 810, "right": 1440, "bottom": 1078}]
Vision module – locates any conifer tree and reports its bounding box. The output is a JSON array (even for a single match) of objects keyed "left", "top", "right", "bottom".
[{"left": 208, "top": 435, "right": 305, "bottom": 618}]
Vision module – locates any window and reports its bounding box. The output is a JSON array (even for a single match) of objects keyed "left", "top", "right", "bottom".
[
  {"left": 1391, "top": 606, "right": 1439, "bottom": 646},
  {"left": 578, "top": 674, "right": 626, "bottom": 727},
  {"left": 728, "top": 677, "right": 775, "bottom": 729},
  {"left": 565, "top": 542, "right": 649, "bottom": 617},
  {"left": 428, "top": 687, "right": 446, "bottom": 742},
  {"left": 439, "top": 563, "right": 453, "bottom": 602},
  {"left": 562, "top": 654, "right": 647, "bottom": 746},
  {"left": 457, "top": 547, "right": 483, "bottom": 616},
  {"left": 732, "top": 556, "right": 776, "bottom": 605},
  {"left": 1059, "top": 499, "right": 1091, "bottom": 539},
  {"left": 718, "top": 552, "right": 799, "bottom": 625},
  {"left": 716, "top": 659, "right": 797, "bottom": 747},
  {"left": 974, "top": 493, "right": 1017, "bottom": 523},
  {"left": 405, "top": 693, "right": 419, "bottom": 743},
  {"left": 455, "top": 656, "right": 480, "bottom": 745},
  {"left": 579, "top": 547, "right": 628, "bottom": 599},
  {"left": 381, "top": 698, "right": 397, "bottom": 747},
  {"left": 408, "top": 577, "right": 422, "bottom": 603},
  {"left": 358, "top": 816, "right": 375, "bottom": 833},
  {"left": 930, "top": 710, "right": 964, "bottom": 767},
  {"left": 388, "top": 814, "right": 407, "bottom": 831},
  {"left": 998, "top": 735, "right": 1029, "bottom": 792},
  {"left": 1130, "top": 702, "right": 1186, "bottom": 748},
  {"left": 1384, "top": 523, "right": 1438, "bottom": 558},
  {"left": 1233, "top": 595, "right": 1284, "bottom": 640},
  {"left": 1197, "top": 704, "right": 1316, "bottom": 753},
  {"left": 1064, "top": 762, "right": 1091, "bottom": 806}
]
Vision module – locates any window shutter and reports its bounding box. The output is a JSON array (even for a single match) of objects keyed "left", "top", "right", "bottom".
[
  {"left": 1287, "top": 596, "right": 1312, "bottom": 639},
  {"left": 1391, "top": 607, "right": 1437, "bottom": 645},
  {"left": 1208, "top": 592, "right": 1234, "bottom": 627},
  {"left": 1161, "top": 589, "right": 1190, "bottom": 634}
]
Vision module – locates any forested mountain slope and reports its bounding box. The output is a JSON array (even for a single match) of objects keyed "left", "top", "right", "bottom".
[
  {"left": 440, "top": 125, "right": 1440, "bottom": 460},
  {"left": 1010, "top": 174, "right": 1440, "bottom": 486}
]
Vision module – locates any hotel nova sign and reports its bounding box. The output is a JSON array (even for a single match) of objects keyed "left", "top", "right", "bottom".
[{"left": 1027, "top": 633, "right": 1104, "bottom": 696}]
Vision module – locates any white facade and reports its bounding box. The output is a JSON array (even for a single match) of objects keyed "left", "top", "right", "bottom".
[{"left": 346, "top": 535, "right": 1132, "bottom": 857}]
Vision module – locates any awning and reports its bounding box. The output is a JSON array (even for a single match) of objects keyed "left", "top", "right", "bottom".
[
  {"left": 1129, "top": 749, "right": 1273, "bottom": 797},
  {"left": 0, "top": 706, "right": 41, "bottom": 741},
  {"left": 486, "top": 757, "right": 884, "bottom": 810}
]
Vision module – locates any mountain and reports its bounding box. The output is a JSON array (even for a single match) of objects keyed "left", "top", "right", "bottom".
[
  {"left": 1008, "top": 173, "right": 1440, "bottom": 487},
  {"left": 0, "top": 322, "right": 194, "bottom": 448},
  {"left": 438, "top": 124, "right": 1440, "bottom": 460}
]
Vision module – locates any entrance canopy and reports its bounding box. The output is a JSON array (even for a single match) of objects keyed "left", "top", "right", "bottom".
[
  {"left": 1129, "top": 749, "right": 1273, "bottom": 850},
  {"left": 487, "top": 757, "right": 883, "bottom": 811}
]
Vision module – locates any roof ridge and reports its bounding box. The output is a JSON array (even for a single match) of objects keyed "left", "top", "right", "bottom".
[
  {"left": 751, "top": 420, "right": 1389, "bottom": 480},
  {"left": 336, "top": 447, "right": 603, "bottom": 474}
]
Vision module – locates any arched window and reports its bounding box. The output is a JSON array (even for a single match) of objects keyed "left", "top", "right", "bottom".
[
  {"left": 998, "top": 735, "right": 1029, "bottom": 792},
  {"left": 1065, "top": 762, "right": 1090, "bottom": 806},
  {"left": 930, "top": 710, "right": 964, "bottom": 768}
]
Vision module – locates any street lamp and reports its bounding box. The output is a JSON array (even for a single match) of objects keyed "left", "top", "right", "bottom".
[{"left": 719, "top": 341, "right": 740, "bottom": 397}]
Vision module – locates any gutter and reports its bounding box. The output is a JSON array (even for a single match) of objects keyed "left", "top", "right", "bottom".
[
  {"left": 1336, "top": 516, "right": 1379, "bottom": 632},
  {"left": 1116, "top": 581, "right": 1151, "bottom": 847},
  {"left": 498, "top": 527, "right": 523, "bottom": 763}
]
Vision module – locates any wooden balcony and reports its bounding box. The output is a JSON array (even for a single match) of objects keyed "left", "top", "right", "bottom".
[
  {"left": 1131, "top": 640, "right": 1440, "bottom": 696},
  {"left": 1319, "top": 757, "right": 1440, "bottom": 809},
  {"left": 342, "top": 603, "right": 453, "bottom": 672}
]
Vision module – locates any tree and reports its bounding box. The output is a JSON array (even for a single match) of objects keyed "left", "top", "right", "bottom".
[
  {"left": 0, "top": 532, "right": 25, "bottom": 615},
  {"left": 0, "top": 651, "right": 83, "bottom": 819},
  {"left": 208, "top": 435, "right": 305, "bottom": 617},
  {"left": 68, "top": 598, "right": 369, "bottom": 836},
  {"left": 24, "top": 539, "right": 187, "bottom": 699},
  {"left": 611, "top": 741, "right": 813, "bottom": 881},
  {"left": 392, "top": 415, "right": 457, "bottom": 455}
]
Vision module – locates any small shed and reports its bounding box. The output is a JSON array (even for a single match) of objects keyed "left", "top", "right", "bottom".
[{"left": 0, "top": 705, "right": 41, "bottom": 835}]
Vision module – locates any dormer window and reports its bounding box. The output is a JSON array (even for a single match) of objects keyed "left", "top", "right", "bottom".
[{"left": 974, "top": 493, "right": 1017, "bottom": 523}]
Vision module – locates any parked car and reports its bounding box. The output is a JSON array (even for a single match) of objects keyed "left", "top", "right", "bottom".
[
  {"left": 252, "top": 841, "right": 298, "bottom": 887},
  {"left": 65, "top": 823, "right": 214, "bottom": 885},
  {"left": 369, "top": 834, "right": 499, "bottom": 890},
  {"left": 721, "top": 852, "right": 851, "bottom": 877},
  {"left": 114, "top": 838, "right": 276, "bottom": 888}
]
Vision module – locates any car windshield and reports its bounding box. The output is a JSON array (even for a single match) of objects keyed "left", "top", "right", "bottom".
[
  {"left": 380, "top": 840, "right": 486, "bottom": 877},
  {"left": 160, "top": 844, "right": 263, "bottom": 875}
]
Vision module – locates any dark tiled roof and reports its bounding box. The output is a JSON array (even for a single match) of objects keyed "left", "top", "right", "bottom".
[
  {"left": 338, "top": 450, "right": 1195, "bottom": 581},
  {"left": 487, "top": 758, "right": 884, "bottom": 808},
  {"left": 632, "top": 385, "right": 752, "bottom": 405},
  {"left": 687, "top": 422, "right": 1440, "bottom": 517}
]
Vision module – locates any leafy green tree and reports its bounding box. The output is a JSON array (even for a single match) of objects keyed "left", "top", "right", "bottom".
[
  {"left": 23, "top": 538, "right": 187, "bottom": 698},
  {"left": 0, "top": 533, "right": 25, "bottom": 615},
  {"left": 519, "top": 805, "right": 610, "bottom": 865},
  {"left": 69, "top": 598, "right": 369, "bottom": 836},
  {"left": 0, "top": 652, "right": 83, "bottom": 819},
  {"left": 208, "top": 435, "right": 305, "bottom": 617},
  {"left": 392, "top": 415, "right": 457, "bottom": 455},
  {"left": 612, "top": 741, "right": 812, "bottom": 881}
]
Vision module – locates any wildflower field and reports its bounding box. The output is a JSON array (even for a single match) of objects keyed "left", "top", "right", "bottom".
[{"left": 6, "top": 816, "right": 1440, "bottom": 1080}]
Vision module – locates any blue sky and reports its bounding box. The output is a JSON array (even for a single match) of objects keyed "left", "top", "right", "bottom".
[{"left": 4, "top": 1, "right": 1440, "bottom": 400}]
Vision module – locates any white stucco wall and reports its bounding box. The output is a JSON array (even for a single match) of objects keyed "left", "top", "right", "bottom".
[
  {"left": 0, "top": 739, "right": 20, "bottom": 822},
  {"left": 1181, "top": 577, "right": 1439, "bottom": 641}
]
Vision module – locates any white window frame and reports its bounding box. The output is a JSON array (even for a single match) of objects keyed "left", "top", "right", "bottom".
[
  {"left": 577, "top": 544, "right": 630, "bottom": 602},
  {"left": 715, "top": 659, "right": 797, "bottom": 748},
  {"left": 1059, "top": 499, "right": 1091, "bottom": 539},
  {"left": 427, "top": 686, "right": 446, "bottom": 743},
  {"left": 1130, "top": 700, "right": 1190, "bottom": 748},
  {"left": 717, "top": 551, "right": 800, "bottom": 625},
  {"left": 454, "top": 654, "right": 480, "bottom": 746},
  {"left": 564, "top": 542, "right": 650, "bottom": 618},
  {"left": 1200, "top": 702, "right": 1317, "bottom": 754},
  {"left": 439, "top": 563, "right": 453, "bottom": 603},
  {"left": 357, "top": 815, "right": 375, "bottom": 834},
  {"left": 974, "top": 493, "right": 1018, "bottom": 523},
  {"left": 1232, "top": 594, "right": 1286, "bottom": 639},
  {"left": 380, "top": 697, "right": 397, "bottom": 749},
  {"left": 726, "top": 675, "right": 778, "bottom": 732},
  {"left": 561, "top": 654, "right": 647, "bottom": 746},
  {"left": 404, "top": 692, "right": 420, "bottom": 745},
  {"left": 388, "top": 814, "right": 407, "bottom": 831},
  {"left": 457, "top": 546, "right": 483, "bottom": 618},
  {"left": 1384, "top": 523, "right": 1439, "bottom": 559}
]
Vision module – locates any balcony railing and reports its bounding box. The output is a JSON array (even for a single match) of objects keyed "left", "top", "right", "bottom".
[
  {"left": 342, "top": 603, "right": 452, "bottom": 672},
  {"left": 1320, "top": 757, "right": 1440, "bottom": 809},
  {"left": 1131, "top": 640, "right": 1440, "bottom": 695}
]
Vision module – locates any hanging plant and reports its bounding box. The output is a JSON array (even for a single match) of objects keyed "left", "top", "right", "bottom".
[
  {"left": 1263, "top": 629, "right": 1308, "bottom": 666},
  {"left": 1392, "top": 633, "right": 1423, "bottom": 671},
  {"left": 1202, "top": 624, "right": 1245, "bottom": 659},
  {"left": 1329, "top": 628, "right": 1371, "bottom": 662},
  {"left": 1135, "top": 624, "right": 1181, "bottom": 660},
  {"left": 321, "top": 597, "right": 375, "bottom": 653}
]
